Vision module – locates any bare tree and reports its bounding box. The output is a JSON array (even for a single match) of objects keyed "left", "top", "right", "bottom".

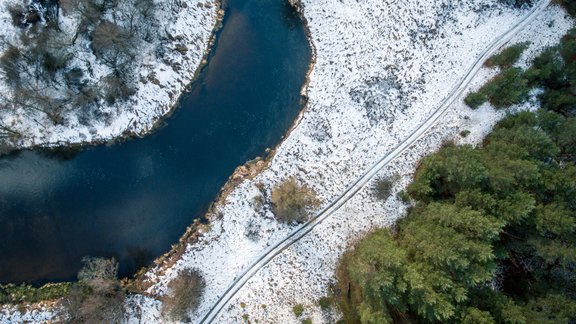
[{"left": 61, "top": 257, "right": 126, "bottom": 324}]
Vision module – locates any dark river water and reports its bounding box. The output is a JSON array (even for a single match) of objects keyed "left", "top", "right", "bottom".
[{"left": 0, "top": 0, "right": 310, "bottom": 284}]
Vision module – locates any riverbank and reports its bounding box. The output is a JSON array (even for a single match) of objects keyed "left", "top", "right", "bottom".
[
  {"left": 208, "top": 2, "right": 572, "bottom": 323},
  {"left": 0, "top": 0, "right": 221, "bottom": 150},
  {"left": 123, "top": 1, "right": 572, "bottom": 323}
]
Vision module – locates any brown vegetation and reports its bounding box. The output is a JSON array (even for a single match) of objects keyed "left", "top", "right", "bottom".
[
  {"left": 61, "top": 257, "right": 125, "bottom": 323},
  {"left": 271, "top": 176, "right": 320, "bottom": 223},
  {"left": 162, "top": 269, "right": 206, "bottom": 322}
]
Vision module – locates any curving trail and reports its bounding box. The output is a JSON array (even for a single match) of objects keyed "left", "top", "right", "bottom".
[{"left": 200, "top": 1, "right": 550, "bottom": 322}]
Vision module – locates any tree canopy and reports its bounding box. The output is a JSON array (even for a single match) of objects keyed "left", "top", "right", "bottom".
[{"left": 338, "top": 109, "right": 576, "bottom": 323}]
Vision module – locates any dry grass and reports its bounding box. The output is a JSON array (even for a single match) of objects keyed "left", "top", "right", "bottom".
[
  {"left": 271, "top": 176, "right": 320, "bottom": 223},
  {"left": 162, "top": 269, "right": 205, "bottom": 322}
]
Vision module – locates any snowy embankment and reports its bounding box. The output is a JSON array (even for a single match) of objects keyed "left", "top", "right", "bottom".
[
  {"left": 111, "top": 1, "right": 574, "bottom": 323},
  {"left": 123, "top": 1, "right": 571, "bottom": 323},
  {"left": 0, "top": 0, "right": 219, "bottom": 149}
]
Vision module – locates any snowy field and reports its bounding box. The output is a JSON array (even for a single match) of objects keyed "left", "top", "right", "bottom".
[
  {"left": 0, "top": 0, "right": 219, "bottom": 149},
  {"left": 1, "top": 0, "right": 574, "bottom": 323}
]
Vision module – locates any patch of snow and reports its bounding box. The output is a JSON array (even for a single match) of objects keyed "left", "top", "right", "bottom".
[{"left": 0, "top": 304, "right": 57, "bottom": 323}]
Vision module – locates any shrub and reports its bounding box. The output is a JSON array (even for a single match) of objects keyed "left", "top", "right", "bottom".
[
  {"left": 162, "top": 269, "right": 205, "bottom": 322},
  {"left": 559, "top": 0, "right": 576, "bottom": 16},
  {"left": 77, "top": 257, "right": 119, "bottom": 282},
  {"left": 464, "top": 92, "right": 487, "bottom": 109},
  {"left": 91, "top": 21, "right": 133, "bottom": 61},
  {"left": 479, "top": 67, "right": 530, "bottom": 108},
  {"left": 0, "top": 45, "right": 23, "bottom": 86},
  {"left": 7, "top": 4, "right": 26, "bottom": 28},
  {"left": 103, "top": 74, "right": 136, "bottom": 105},
  {"left": 485, "top": 42, "right": 530, "bottom": 68},
  {"left": 62, "top": 257, "right": 125, "bottom": 324},
  {"left": 293, "top": 304, "right": 305, "bottom": 317},
  {"left": 0, "top": 283, "right": 72, "bottom": 304},
  {"left": 318, "top": 297, "right": 332, "bottom": 310},
  {"left": 302, "top": 318, "right": 313, "bottom": 324},
  {"left": 397, "top": 190, "right": 411, "bottom": 204},
  {"left": 372, "top": 176, "right": 396, "bottom": 201},
  {"left": 271, "top": 177, "right": 320, "bottom": 223}
]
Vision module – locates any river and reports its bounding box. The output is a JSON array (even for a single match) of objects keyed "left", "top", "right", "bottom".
[{"left": 0, "top": 0, "right": 310, "bottom": 284}]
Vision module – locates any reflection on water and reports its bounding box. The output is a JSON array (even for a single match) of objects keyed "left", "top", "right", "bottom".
[{"left": 0, "top": 0, "right": 310, "bottom": 284}]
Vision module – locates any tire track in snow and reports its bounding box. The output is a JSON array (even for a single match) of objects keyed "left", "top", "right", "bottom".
[{"left": 200, "top": 1, "right": 550, "bottom": 322}]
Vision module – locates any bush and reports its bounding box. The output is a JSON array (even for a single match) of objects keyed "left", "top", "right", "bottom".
[
  {"left": 0, "top": 283, "right": 72, "bottom": 304},
  {"left": 62, "top": 257, "right": 125, "bottom": 324},
  {"left": 271, "top": 177, "right": 320, "bottom": 223},
  {"left": 559, "top": 0, "right": 576, "bottom": 16},
  {"left": 397, "top": 190, "right": 411, "bottom": 204},
  {"left": 7, "top": 4, "right": 27, "bottom": 28},
  {"left": 91, "top": 21, "right": 134, "bottom": 63},
  {"left": 102, "top": 74, "right": 136, "bottom": 105},
  {"left": 162, "top": 269, "right": 205, "bottom": 322},
  {"left": 464, "top": 92, "right": 487, "bottom": 109},
  {"left": 77, "top": 257, "right": 119, "bottom": 282},
  {"left": 526, "top": 30, "right": 576, "bottom": 115},
  {"left": 318, "top": 297, "right": 332, "bottom": 310},
  {"left": 0, "top": 45, "right": 23, "bottom": 86},
  {"left": 485, "top": 42, "right": 529, "bottom": 68},
  {"left": 293, "top": 304, "right": 305, "bottom": 317},
  {"left": 479, "top": 67, "right": 530, "bottom": 108},
  {"left": 372, "top": 176, "right": 396, "bottom": 201}
]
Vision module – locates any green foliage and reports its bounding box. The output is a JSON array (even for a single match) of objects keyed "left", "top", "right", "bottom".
[
  {"left": 0, "top": 282, "right": 72, "bottom": 304},
  {"left": 479, "top": 67, "right": 530, "bottom": 108},
  {"left": 318, "top": 297, "right": 332, "bottom": 310},
  {"left": 558, "top": 0, "right": 576, "bottom": 16},
  {"left": 408, "top": 144, "right": 488, "bottom": 201},
  {"left": 342, "top": 203, "right": 503, "bottom": 322},
  {"left": 339, "top": 110, "right": 576, "bottom": 323},
  {"left": 522, "top": 294, "right": 576, "bottom": 324},
  {"left": 162, "top": 269, "right": 205, "bottom": 322},
  {"left": 463, "top": 30, "right": 576, "bottom": 113},
  {"left": 459, "top": 307, "right": 495, "bottom": 324},
  {"left": 302, "top": 318, "right": 313, "bottom": 324},
  {"left": 485, "top": 43, "right": 530, "bottom": 68},
  {"left": 293, "top": 304, "right": 305, "bottom": 317},
  {"left": 272, "top": 177, "right": 320, "bottom": 223},
  {"left": 465, "top": 92, "right": 487, "bottom": 109},
  {"left": 396, "top": 190, "right": 411, "bottom": 204},
  {"left": 526, "top": 28, "right": 576, "bottom": 115}
]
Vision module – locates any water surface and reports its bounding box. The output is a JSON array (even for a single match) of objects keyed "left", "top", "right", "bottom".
[{"left": 0, "top": 0, "right": 310, "bottom": 284}]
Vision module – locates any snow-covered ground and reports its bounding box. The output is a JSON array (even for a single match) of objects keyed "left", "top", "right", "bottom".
[
  {"left": 1, "top": 0, "right": 573, "bottom": 323},
  {"left": 132, "top": 1, "right": 570, "bottom": 323},
  {"left": 0, "top": 0, "right": 219, "bottom": 149}
]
